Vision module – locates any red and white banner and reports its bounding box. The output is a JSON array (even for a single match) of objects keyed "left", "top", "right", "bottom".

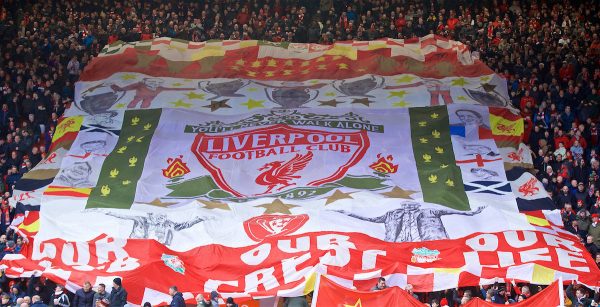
[
  {"left": 462, "top": 280, "right": 561, "bottom": 307},
  {"left": 311, "top": 275, "right": 423, "bottom": 307},
  {"left": 1, "top": 228, "right": 598, "bottom": 305}
]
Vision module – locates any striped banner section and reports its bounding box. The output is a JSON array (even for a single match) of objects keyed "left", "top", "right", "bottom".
[
  {"left": 86, "top": 109, "right": 162, "bottom": 209},
  {"left": 409, "top": 106, "right": 470, "bottom": 211}
]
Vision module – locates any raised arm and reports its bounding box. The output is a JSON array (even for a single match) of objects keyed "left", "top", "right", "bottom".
[
  {"left": 334, "top": 210, "right": 387, "bottom": 223},
  {"left": 436, "top": 206, "right": 485, "bottom": 217},
  {"left": 173, "top": 216, "right": 206, "bottom": 231}
]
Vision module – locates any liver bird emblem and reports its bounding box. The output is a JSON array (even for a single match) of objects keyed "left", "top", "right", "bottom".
[
  {"left": 255, "top": 151, "right": 314, "bottom": 195},
  {"left": 518, "top": 177, "right": 539, "bottom": 197}
]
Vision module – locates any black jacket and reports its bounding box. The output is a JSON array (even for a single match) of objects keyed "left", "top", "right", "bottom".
[
  {"left": 73, "top": 289, "right": 95, "bottom": 307},
  {"left": 107, "top": 287, "right": 127, "bottom": 307},
  {"left": 169, "top": 292, "right": 185, "bottom": 307}
]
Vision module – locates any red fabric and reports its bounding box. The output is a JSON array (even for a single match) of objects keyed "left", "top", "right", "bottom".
[
  {"left": 554, "top": 135, "right": 571, "bottom": 149},
  {"left": 520, "top": 96, "right": 535, "bottom": 113},
  {"left": 447, "top": 18, "right": 459, "bottom": 30},
  {"left": 462, "top": 281, "right": 560, "bottom": 307},
  {"left": 313, "top": 276, "right": 424, "bottom": 307}
]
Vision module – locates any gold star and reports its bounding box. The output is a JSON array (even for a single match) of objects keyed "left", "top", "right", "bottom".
[
  {"left": 435, "top": 146, "right": 444, "bottom": 154},
  {"left": 392, "top": 101, "right": 409, "bottom": 107},
  {"left": 198, "top": 200, "right": 231, "bottom": 211},
  {"left": 352, "top": 98, "right": 373, "bottom": 106},
  {"left": 134, "top": 53, "right": 159, "bottom": 69},
  {"left": 440, "top": 164, "right": 449, "bottom": 168},
  {"left": 247, "top": 71, "right": 257, "bottom": 77},
  {"left": 323, "top": 190, "right": 354, "bottom": 205},
  {"left": 388, "top": 90, "right": 408, "bottom": 98},
  {"left": 316, "top": 56, "right": 326, "bottom": 62},
  {"left": 170, "top": 99, "right": 192, "bottom": 108},
  {"left": 446, "top": 179, "right": 455, "bottom": 187},
  {"left": 203, "top": 99, "right": 231, "bottom": 112},
  {"left": 419, "top": 137, "right": 428, "bottom": 144},
  {"left": 457, "top": 96, "right": 468, "bottom": 101},
  {"left": 317, "top": 64, "right": 327, "bottom": 70},
  {"left": 283, "top": 70, "right": 293, "bottom": 75},
  {"left": 319, "top": 99, "right": 343, "bottom": 107},
  {"left": 481, "top": 83, "right": 497, "bottom": 93},
  {"left": 430, "top": 113, "right": 439, "bottom": 119},
  {"left": 241, "top": 99, "right": 265, "bottom": 110},
  {"left": 301, "top": 61, "right": 310, "bottom": 67},
  {"left": 381, "top": 186, "right": 418, "bottom": 199},
  {"left": 418, "top": 121, "right": 427, "bottom": 127},
  {"left": 255, "top": 199, "right": 298, "bottom": 214},
  {"left": 115, "top": 103, "right": 126, "bottom": 109},
  {"left": 284, "top": 59, "right": 294, "bottom": 66},
  {"left": 266, "top": 59, "right": 277, "bottom": 67},
  {"left": 451, "top": 77, "right": 469, "bottom": 86},
  {"left": 144, "top": 198, "right": 177, "bottom": 207},
  {"left": 338, "top": 63, "right": 349, "bottom": 69},
  {"left": 120, "top": 74, "right": 137, "bottom": 80},
  {"left": 251, "top": 60, "right": 262, "bottom": 68},
  {"left": 247, "top": 87, "right": 258, "bottom": 92},
  {"left": 324, "top": 92, "right": 336, "bottom": 97},
  {"left": 235, "top": 59, "right": 245, "bottom": 66},
  {"left": 301, "top": 69, "right": 311, "bottom": 74},
  {"left": 394, "top": 75, "right": 416, "bottom": 83},
  {"left": 344, "top": 299, "right": 363, "bottom": 307},
  {"left": 185, "top": 92, "right": 205, "bottom": 100},
  {"left": 264, "top": 71, "right": 275, "bottom": 77}
]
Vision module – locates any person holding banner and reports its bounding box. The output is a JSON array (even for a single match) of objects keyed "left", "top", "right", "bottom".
[{"left": 566, "top": 282, "right": 593, "bottom": 307}]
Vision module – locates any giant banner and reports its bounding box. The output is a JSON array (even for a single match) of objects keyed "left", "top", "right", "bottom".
[{"left": 3, "top": 36, "right": 599, "bottom": 306}]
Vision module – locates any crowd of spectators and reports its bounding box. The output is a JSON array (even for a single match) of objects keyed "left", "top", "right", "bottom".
[{"left": 0, "top": 0, "right": 600, "bottom": 305}]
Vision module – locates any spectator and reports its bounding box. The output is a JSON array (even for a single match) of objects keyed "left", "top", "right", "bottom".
[
  {"left": 371, "top": 277, "right": 387, "bottom": 291},
  {"left": 73, "top": 282, "right": 94, "bottom": 307},
  {"left": 198, "top": 291, "right": 218, "bottom": 307},
  {"left": 51, "top": 285, "right": 70, "bottom": 307},
  {"left": 106, "top": 279, "right": 126, "bottom": 307},
  {"left": 11, "top": 287, "right": 24, "bottom": 306},
  {"left": 225, "top": 297, "right": 238, "bottom": 307},
  {"left": 31, "top": 296, "right": 48, "bottom": 307},
  {"left": 405, "top": 284, "right": 419, "bottom": 300},
  {"left": 589, "top": 214, "right": 600, "bottom": 248},
  {"left": 168, "top": 286, "right": 184, "bottom": 307},
  {"left": 282, "top": 296, "right": 308, "bottom": 307},
  {"left": 92, "top": 284, "right": 107, "bottom": 307},
  {"left": 586, "top": 235, "right": 599, "bottom": 258}
]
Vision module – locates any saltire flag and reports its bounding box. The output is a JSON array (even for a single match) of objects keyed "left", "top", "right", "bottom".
[{"left": 1, "top": 36, "right": 598, "bottom": 305}]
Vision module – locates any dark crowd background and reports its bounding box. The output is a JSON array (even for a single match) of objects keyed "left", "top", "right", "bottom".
[{"left": 0, "top": 0, "right": 599, "bottom": 306}]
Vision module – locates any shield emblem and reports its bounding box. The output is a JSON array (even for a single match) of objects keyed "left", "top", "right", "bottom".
[
  {"left": 243, "top": 214, "right": 309, "bottom": 241},
  {"left": 191, "top": 124, "right": 369, "bottom": 197}
]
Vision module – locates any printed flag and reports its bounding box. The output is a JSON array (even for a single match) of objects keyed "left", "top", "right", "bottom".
[
  {"left": 311, "top": 275, "right": 423, "bottom": 307},
  {"left": 2, "top": 36, "right": 599, "bottom": 306},
  {"left": 462, "top": 280, "right": 561, "bottom": 307}
]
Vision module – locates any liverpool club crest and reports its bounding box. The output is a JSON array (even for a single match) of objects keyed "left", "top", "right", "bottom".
[
  {"left": 191, "top": 124, "right": 369, "bottom": 197},
  {"left": 161, "top": 254, "right": 185, "bottom": 274}
]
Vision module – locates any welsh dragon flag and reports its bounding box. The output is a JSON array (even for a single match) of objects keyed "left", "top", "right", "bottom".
[{"left": 3, "top": 36, "right": 598, "bottom": 306}]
